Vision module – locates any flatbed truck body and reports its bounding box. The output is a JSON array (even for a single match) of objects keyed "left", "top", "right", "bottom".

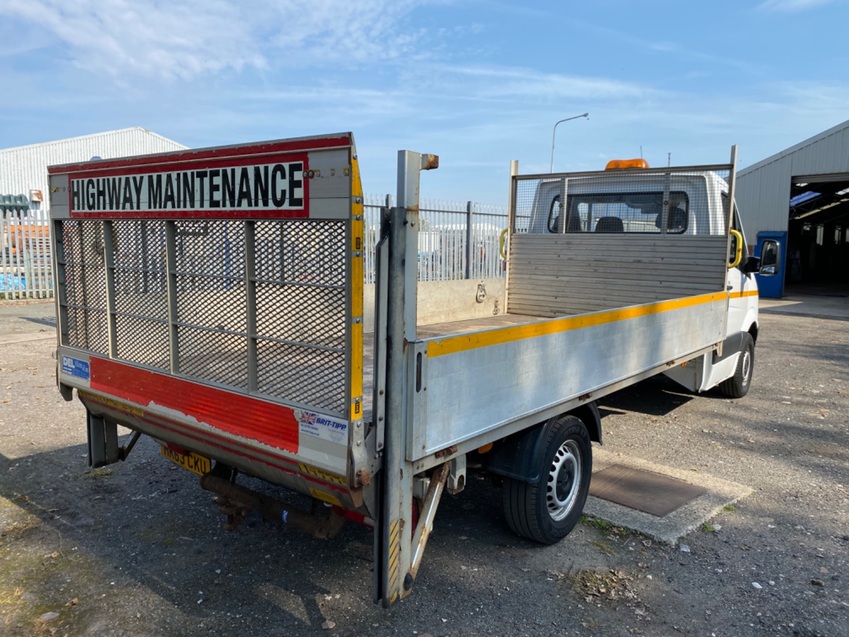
[{"left": 49, "top": 133, "right": 763, "bottom": 605}]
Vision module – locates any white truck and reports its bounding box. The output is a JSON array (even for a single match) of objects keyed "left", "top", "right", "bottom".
[{"left": 48, "top": 133, "right": 766, "bottom": 606}]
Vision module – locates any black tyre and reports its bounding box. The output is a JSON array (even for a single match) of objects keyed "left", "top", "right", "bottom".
[
  {"left": 502, "top": 415, "right": 592, "bottom": 544},
  {"left": 720, "top": 332, "right": 755, "bottom": 398}
]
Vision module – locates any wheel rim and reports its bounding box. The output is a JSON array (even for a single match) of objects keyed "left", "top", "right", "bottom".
[
  {"left": 741, "top": 349, "right": 752, "bottom": 385},
  {"left": 547, "top": 439, "right": 582, "bottom": 522}
]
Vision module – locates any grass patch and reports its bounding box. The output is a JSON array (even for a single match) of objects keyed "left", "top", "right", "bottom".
[
  {"left": 86, "top": 468, "right": 112, "bottom": 479},
  {"left": 723, "top": 504, "right": 735, "bottom": 512},
  {"left": 701, "top": 522, "right": 716, "bottom": 533},
  {"left": 581, "top": 515, "right": 612, "bottom": 531}
]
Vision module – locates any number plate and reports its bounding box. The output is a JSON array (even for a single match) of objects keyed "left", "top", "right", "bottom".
[{"left": 160, "top": 446, "right": 211, "bottom": 476}]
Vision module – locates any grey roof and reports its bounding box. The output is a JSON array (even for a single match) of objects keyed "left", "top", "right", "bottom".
[
  {"left": 739, "top": 119, "right": 849, "bottom": 177},
  {"left": 0, "top": 127, "right": 187, "bottom": 207},
  {"left": 736, "top": 119, "right": 849, "bottom": 238}
]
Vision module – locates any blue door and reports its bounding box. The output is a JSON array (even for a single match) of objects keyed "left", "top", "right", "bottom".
[{"left": 755, "top": 231, "right": 787, "bottom": 298}]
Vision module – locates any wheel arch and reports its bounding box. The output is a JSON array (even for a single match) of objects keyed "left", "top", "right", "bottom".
[{"left": 484, "top": 403, "right": 601, "bottom": 484}]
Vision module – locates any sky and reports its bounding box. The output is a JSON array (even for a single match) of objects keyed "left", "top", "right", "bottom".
[{"left": 0, "top": 0, "right": 847, "bottom": 203}]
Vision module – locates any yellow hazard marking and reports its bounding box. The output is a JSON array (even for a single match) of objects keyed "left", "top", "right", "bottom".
[
  {"left": 309, "top": 487, "right": 342, "bottom": 507},
  {"left": 79, "top": 390, "right": 144, "bottom": 417},
  {"left": 387, "top": 518, "right": 400, "bottom": 604},
  {"left": 299, "top": 463, "right": 347, "bottom": 486},
  {"left": 427, "top": 291, "right": 729, "bottom": 358}
]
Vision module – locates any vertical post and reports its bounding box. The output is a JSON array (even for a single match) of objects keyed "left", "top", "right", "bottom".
[
  {"left": 465, "top": 201, "right": 473, "bottom": 279},
  {"left": 102, "top": 221, "right": 117, "bottom": 358},
  {"left": 726, "top": 145, "right": 739, "bottom": 237},
  {"left": 725, "top": 145, "right": 740, "bottom": 305},
  {"left": 244, "top": 221, "right": 258, "bottom": 393},
  {"left": 377, "top": 150, "right": 438, "bottom": 607},
  {"left": 503, "top": 160, "right": 519, "bottom": 311},
  {"left": 165, "top": 221, "right": 180, "bottom": 374}
]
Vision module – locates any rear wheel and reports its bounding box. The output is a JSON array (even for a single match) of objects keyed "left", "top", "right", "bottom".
[
  {"left": 720, "top": 333, "right": 755, "bottom": 398},
  {"left": 502, "top": 415, "right": 592, "bottom": 544}
]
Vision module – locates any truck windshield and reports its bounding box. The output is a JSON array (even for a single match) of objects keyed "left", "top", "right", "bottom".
[{"left": 548, "top": 191, "right": 690, "bottom": 234}]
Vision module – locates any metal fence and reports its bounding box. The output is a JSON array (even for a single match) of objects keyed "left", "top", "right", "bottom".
[
  {"left": 1, "top": 206, "right": 53, "bottom": 300},
  {"left": 363, "top": 195, "right": 508, "bottom": 283},
  {"left": 0, "top": 196, "right": 507, "bottom": 300}
]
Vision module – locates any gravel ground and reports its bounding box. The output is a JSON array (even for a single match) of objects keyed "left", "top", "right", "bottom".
[{"left": 0, "top": 300, "right": 847, "bottom": 637}]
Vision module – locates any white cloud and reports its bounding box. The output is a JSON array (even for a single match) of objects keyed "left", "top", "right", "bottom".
[
  {"left": 417, "top": 64, "right": 657, "bottom": 102},
  {"left": 263, "top": 0, "right": 430, "bottom": 63},
  {"left": 0, "top": 0, "right": 264, "bottom": 80},
  {"left": 0, "top": 0, "right": 435, "bottom": 81}
]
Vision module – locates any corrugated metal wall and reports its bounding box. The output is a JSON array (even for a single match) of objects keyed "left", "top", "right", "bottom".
[
  {"left": 736, "top": 120, "right": 849, "bottom": 240},
  {"left": 0, "top": 127, "right": 187, "bottom": 210}
]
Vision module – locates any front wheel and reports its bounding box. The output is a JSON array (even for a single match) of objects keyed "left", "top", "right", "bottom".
[
  {"left": 719, "top": 332, "right": 755, "bottom": 398},
  {"left": 502, "top": 415, "right": 592, "bottom": 544}
]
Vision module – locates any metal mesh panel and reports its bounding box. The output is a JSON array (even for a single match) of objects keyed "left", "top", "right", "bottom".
[
  {"left": 256, "top": 340, "right": 345, "bottom": 412},
  {"left": 178, "top": 327, "right": 248, "bottom": 389},
  {"left": 60, "top": 220, "right": 108, "bottom": 353},
  {"left": 175, "top": 221, "right": 248, "bottom": 387},
  {"left": 254, "top": 220, "right": 348, "bottom": 414},
  {"left": 58, "top": 215, "right": 350, "bottom": 415},
  {"left": 112, "top": 220, "right": 169, "bottom": 367}
]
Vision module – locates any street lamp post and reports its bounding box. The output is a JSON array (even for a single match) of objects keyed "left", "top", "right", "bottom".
[{"left": 550, "top": 112, "right": 589, "bottom": 172}]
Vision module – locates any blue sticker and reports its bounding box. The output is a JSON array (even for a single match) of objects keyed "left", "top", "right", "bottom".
[{"left": 62, "top": 355, "right": 90, "bottom": 380}]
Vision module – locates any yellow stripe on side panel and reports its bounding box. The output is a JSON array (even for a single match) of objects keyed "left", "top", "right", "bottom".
[
  {"left": 427, "top": 291, "right": 728, "bottom": 358},
  {"left": 349, "top": 155, "right": 364, "bottom": 419},
  {"left": 728, "top": 289, "right": 759, "bottom": 300}
]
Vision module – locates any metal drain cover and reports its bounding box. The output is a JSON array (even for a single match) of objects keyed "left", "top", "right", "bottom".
[{"left": 589, "top": 464, "right": 708, "bottom": 518}]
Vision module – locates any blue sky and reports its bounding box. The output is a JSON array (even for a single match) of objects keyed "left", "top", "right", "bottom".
[{"left": 0, "top": 0, "right": 847, "bottom": 203}]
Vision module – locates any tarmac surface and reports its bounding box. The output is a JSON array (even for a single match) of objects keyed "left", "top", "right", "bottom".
[
  {"left": 0, "top": 294, "right": 840, "bottom": 548},
  {"left": 1, "top": 293, "right": 848, "bottom": 636}
]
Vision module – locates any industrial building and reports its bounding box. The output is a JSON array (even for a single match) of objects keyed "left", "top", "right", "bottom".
[
  {"left": 1, "top": 127, "right": 186, "bottom": 214},
  {"left": 736, "top": 119, "right": 849, "bottom": 298},
  {"left": 1, "top": 127, "right": 186, "bottom": 299}
]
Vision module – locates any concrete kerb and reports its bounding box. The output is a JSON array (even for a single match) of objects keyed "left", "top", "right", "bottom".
[{"left": 584, "top": 448, "right": 754, "bottom": 546}]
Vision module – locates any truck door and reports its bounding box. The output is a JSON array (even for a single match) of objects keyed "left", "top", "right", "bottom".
[{"left": 755, "top": 231, "right": 786, "bottom": 298}]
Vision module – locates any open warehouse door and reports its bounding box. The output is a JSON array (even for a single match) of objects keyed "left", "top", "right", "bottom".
[{"left": 786, "top": 174, "right": 849, "bottom": 295}]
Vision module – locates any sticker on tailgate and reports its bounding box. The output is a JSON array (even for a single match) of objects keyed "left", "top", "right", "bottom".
[
  {"left": 62, "top": 355, "right": 90, "bottom": 380},
  {"left": 294, "top": 409, "right": 348, "bottom": 445}
]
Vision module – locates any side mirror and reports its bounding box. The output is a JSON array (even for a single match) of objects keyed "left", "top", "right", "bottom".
[{"left": 742, "top": 255, "right": 761, "bottom": 274}]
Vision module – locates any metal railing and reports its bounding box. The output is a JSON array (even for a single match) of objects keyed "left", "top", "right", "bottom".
[
  {"left": 1, "top": 195, "right": 507, "bottom": 300},
  {"left": 363, "top": 195, "right": 507, "bottom": 283},
  {"left": 1, "top": 207, "right": 53, "bottom": 300}
]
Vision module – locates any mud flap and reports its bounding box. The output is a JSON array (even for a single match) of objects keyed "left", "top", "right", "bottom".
[{"left": 86, "top": 410, "right": 119, "bottom": 468}]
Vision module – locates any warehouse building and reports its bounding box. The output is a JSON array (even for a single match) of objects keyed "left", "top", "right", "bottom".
[
  {"left": 1, "top": 127, "right": 186, "bottom": 299},
  {"left": 1, "top": 127, "right": 186, "bottom": 214},
  {"left": 736, "top": 119, "right": 849, "bottom": 298}
]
